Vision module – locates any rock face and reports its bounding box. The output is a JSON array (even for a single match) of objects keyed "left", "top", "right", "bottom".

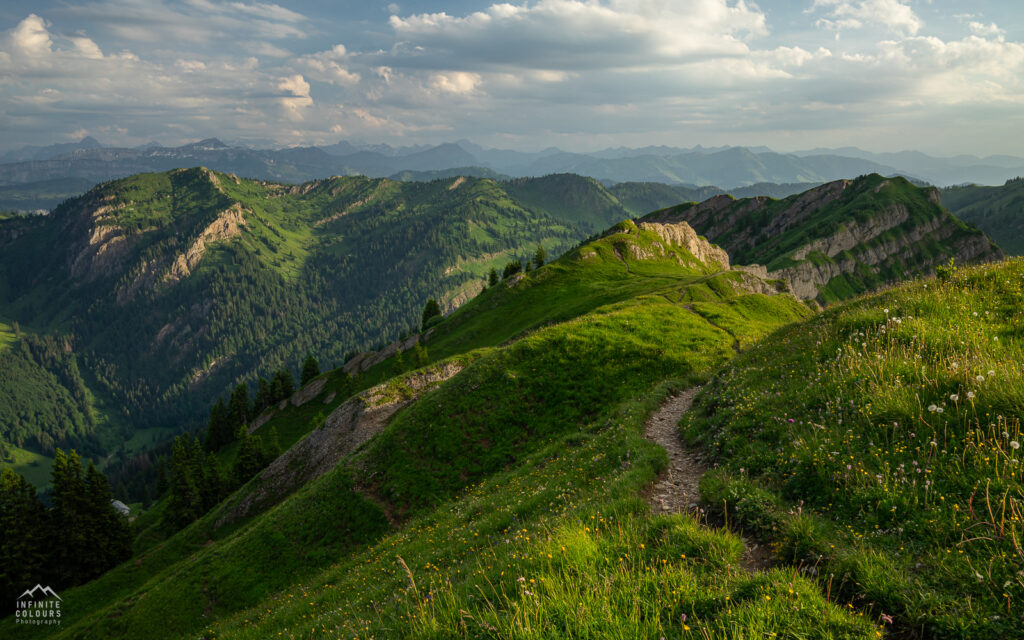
[
  {"left": 343, "top": 331, "right": 433, "bottom": 375},
  {"left": 643, "top": 174, "right": 1004, "bottom": 301},
  {"left": 163, "top": 203, "right": 246, "bottom": 284},
  {"left": 638, "top": 221, "right": 730, "bottom": 269},
  {"left": 214, "top": 361, "right": 464, "bottom": 529}
]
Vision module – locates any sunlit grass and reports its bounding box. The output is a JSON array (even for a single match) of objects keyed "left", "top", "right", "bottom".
[{"left": 684, "top": 257, "right": 1024, "bottom": 638}]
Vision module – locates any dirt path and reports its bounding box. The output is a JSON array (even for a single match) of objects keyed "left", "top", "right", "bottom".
[
  {"left": 644, "top": 387, "right": 706, "bottom": 515},
  {"left": 644, "top": 387, "right": 770, "bottom": 570}
]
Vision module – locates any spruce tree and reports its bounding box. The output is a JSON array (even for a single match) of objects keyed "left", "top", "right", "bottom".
[
  {"left": 255, "top": 376, "right": 273, "bottom": 413},
  {"left": 228, "top": 382, "right": 250, "bottom": 428},
  {"left": 205, "top": 396, "right": 232, "bottom": 451},
  {"left": 167, "top": 436, "right": 202, "bottom": 527},
  {"left": 300, "top": 354, "right": 320, "bottom": 386},
  {"left": 0, "top": 468, "right": 49, "bottom": 612},
  {"left": 421, "top": 298, "right": 442, "bottom": 330},
  {"left": 271, "top": 368, "right": 294, "bottom": 402},
  {"left": 488, "top": 268, "right": 499, "bottom": 287},
  {"left": 534, "top": 244, "right": 547, "bottom": 267}
]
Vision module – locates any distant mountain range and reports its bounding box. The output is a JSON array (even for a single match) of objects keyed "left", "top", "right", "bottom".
[{"left": 2, "top": 138, "right": 1022, "bottom": 213}]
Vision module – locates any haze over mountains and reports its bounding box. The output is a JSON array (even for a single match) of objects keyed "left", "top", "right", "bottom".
[{"left": 3, "top": 137, "right": 1024, "bottom": 212}]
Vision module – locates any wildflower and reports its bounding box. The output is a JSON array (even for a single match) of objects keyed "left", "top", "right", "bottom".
[
  {"left": 928, "top": 404, "right": 938, "bottom": 412},
  {"left": 988, "top": 369, "right": 995, "bottom": 376},
  {"left": 949, "top": 394, "right": 959, "bottom": 402},
  {"left": 1011, "top": 441, "right": 1021, "bottom": 451},
  {"left": 967, "top": 391, "right": 975, "bottom": 400},
  {"left": 977, "top": 375, "right": 985, "bottom": 383}
]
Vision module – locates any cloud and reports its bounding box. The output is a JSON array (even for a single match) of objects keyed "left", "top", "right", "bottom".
[
  {"left": 811, "top": 0, "right": 922, "bottom": 35},
  {"left": 278, "top": 74, "right": 313, "bottom": 117},
  {"left": 968, "top": 22, "right": 1004, "bottom": 39},
  {"left": 10, "top": 14, "right": 52, "bottom": 56},
  {"left": 430, "top": 71, "right": 481, "bottom": 95},
  {"left": 389, "top": 0, "right": 768, "bottom": 71}
]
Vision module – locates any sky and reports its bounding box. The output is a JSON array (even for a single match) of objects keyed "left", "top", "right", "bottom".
[{"left": 0, "top": 0, "right": 1022, "bottom": 156}]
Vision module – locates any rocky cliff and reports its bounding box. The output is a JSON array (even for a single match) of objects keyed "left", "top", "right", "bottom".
[{"left": 642, "top": 174, "right": 1003, "bottom": 302}]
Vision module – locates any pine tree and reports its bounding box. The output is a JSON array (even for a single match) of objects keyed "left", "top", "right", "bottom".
[
  {"left": 167, "top": 436, "right": 202, "bottom": 527},
  {"left": 502, "top": 260, "right": 522, "bottom": 279},
  {"left": 205, "top": 396, "right": 232, "bottom": 451},
  {"left": 234, "top": 433, "right": 266, "bottom": 485},
  {"left": 228, "top": 382, "right": 250, "bottom": 429},
  {"left": 534, "top": 244, "right": 547, "bottom": 267},
  {"left": 0, "top": 468, "right": 49, "bottom": 612},
  {"left": 51, "top": 448, "right": 87, "bottom": 585},
  {"left": 300, "top": 354, "right": 320, "bottom": 386},
  {"left": 82, "top": 462, "right": 131, "bottom": 580},
  {"left": 414, "top": 343, "right": 429, "bottom": 368},
  {"left": 488, "top": 268, "right": 499, "bottom": 287},
  {"left": 254, "top": 376, "right": 273, "bottom": 413},
  {"left": 271, "top": 368, "right": 294, "bottom": 402},
  {"left": 421, "top": 298, "right": 442, "bottom": 331}
]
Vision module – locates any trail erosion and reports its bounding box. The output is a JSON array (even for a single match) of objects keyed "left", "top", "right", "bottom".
[{"left": 643, "top": 387, "right": 770, "bottom": 570}]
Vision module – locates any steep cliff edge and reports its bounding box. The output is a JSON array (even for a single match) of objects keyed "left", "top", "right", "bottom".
[{"left": 642, "top": 174, "right": 1003, "bottom": 302}]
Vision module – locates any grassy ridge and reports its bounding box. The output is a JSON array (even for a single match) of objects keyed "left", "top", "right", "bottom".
[
  {"left": 683, "top": 258, "right": 1024, "bottom": 637},
  {"left": 5, "top": 224, "right": 853, "bottom": 639}
]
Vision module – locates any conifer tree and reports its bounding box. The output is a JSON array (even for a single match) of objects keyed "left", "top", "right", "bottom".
[
  {"left": 534, "top": 244, "right": 546, "bottom": 267},
  {"left": 300, "top": 354, "right": 320, "bottom": 386},
  {"left": 0, "top": 468, "right": 49, "bottom": 612},
  {"left": 205, "top": 396, "right": 232, "bottom": 451},
  {"left": 255, "top": 376, "right": 273, "bottom": 413},
  {"left": 234, "top": 433, "right": 266, "bottom": 485},
  {"left": 271, "top": 368, "right": 294, "bottom": 402},
  {"left": 167, "top": 436, "right": 202, "bottom": 527},
  {"left": 421, "top": 298, "right": 442, "bottom": 330},
  {"left": 228, "top": 382, "right": 250, "bottom": 428},
  {"left": 488, "top": 268, "right": 499, "bottom": 287}
]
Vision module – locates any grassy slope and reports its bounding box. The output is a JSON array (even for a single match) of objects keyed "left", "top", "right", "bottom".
[
  {"left": 3, "top": 224, "right": 887, "bottom": 639},
  {"left": 942, "top": 178, "right": 1024, "bottom": 255},
  {"left": 683, "top": 258, "right": 1024, "bottom": 638}
]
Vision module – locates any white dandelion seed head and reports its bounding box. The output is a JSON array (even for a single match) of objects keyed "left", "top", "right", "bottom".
[
  {"left": 977, "top": 375, "right": 986, "bottom": 383},
  {"left": 950, "top": 394, "right": 959, "bottom": 402},
  {"left": 1011, "top": 441, "right": 1021, "bottom": 450}
]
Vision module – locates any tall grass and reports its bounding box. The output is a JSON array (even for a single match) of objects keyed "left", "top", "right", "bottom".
[{"left": 685, "top": 258, "right": 1024, "bottom": 638}]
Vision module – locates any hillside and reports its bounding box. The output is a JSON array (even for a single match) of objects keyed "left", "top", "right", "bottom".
[
  {"left": 644, "top": 174, "right": 1003, "bottom": 302},
  {"left": 5, "top": 210, "right": 1020, "bottom": 638},
  {"left": 0, "top": 168, "right": 625, "bottom": 468},
  {"left": 2, "top": 220, "right": 859, "bottom": 640},
  {"left": 683, "top": 258, "right": 1024, "bottom": 637},
  {"left": 942, "top": 177, "right": 1024, "bottom": 255}
]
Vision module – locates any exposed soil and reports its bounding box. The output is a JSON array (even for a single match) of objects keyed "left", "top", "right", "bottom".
[
  {"left": 644, "top": 387, "right": 770, "bottom": 570},
  {"left": 644, "top": 387, "right": 706, "bottom": 515}
]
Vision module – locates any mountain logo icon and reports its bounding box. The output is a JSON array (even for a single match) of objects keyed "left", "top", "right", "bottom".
[{"left": 18, "top": 585, "right": 61, "bottom": 601}]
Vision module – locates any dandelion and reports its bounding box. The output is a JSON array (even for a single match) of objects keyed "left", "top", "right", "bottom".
[
  {"left": 1011, "top": 441, "right": 1021, "bottom": 451},
  {"left": 967, "top": 391, "right": 975, "bottom": 400},
  {"left": 976, "top": 375, "right": 985, "bottom": 383},
  {"left": 949, "top": 394, "right": 959, "bottom": 402},
  {"left": 928, "top": 404, "right": 938, "bottom": 412},
  {"left": 988, "top": 369, "right": 995, "bottom": 376}
]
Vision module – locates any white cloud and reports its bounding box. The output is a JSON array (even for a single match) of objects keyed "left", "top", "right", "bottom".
[
  {"left": 811, "top": 0, "right": 922, "bottom": 35},
  {"left": 10, "top": 14, "right": 52, "bottom": 56},
  {"left": 430, "top": 71, "right": 481, "bottom": 95},
  {"left": 968, "top": 22, "right": 1004, "bottom": 39},
  {"left": 389, "top": 0, "right": 768, "bottom": 71},
  {"left": 278, "top": 73, "right": 313, "bottom": 117}
]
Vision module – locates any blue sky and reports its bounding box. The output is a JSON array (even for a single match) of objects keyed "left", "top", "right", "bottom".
[{"left": 0, "top": 1, "right": 1021, "bottom": 155}]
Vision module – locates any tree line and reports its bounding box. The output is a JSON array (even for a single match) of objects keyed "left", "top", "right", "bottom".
[{"left": 0, "top": 450, "right": 131, "bottom": 614}]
